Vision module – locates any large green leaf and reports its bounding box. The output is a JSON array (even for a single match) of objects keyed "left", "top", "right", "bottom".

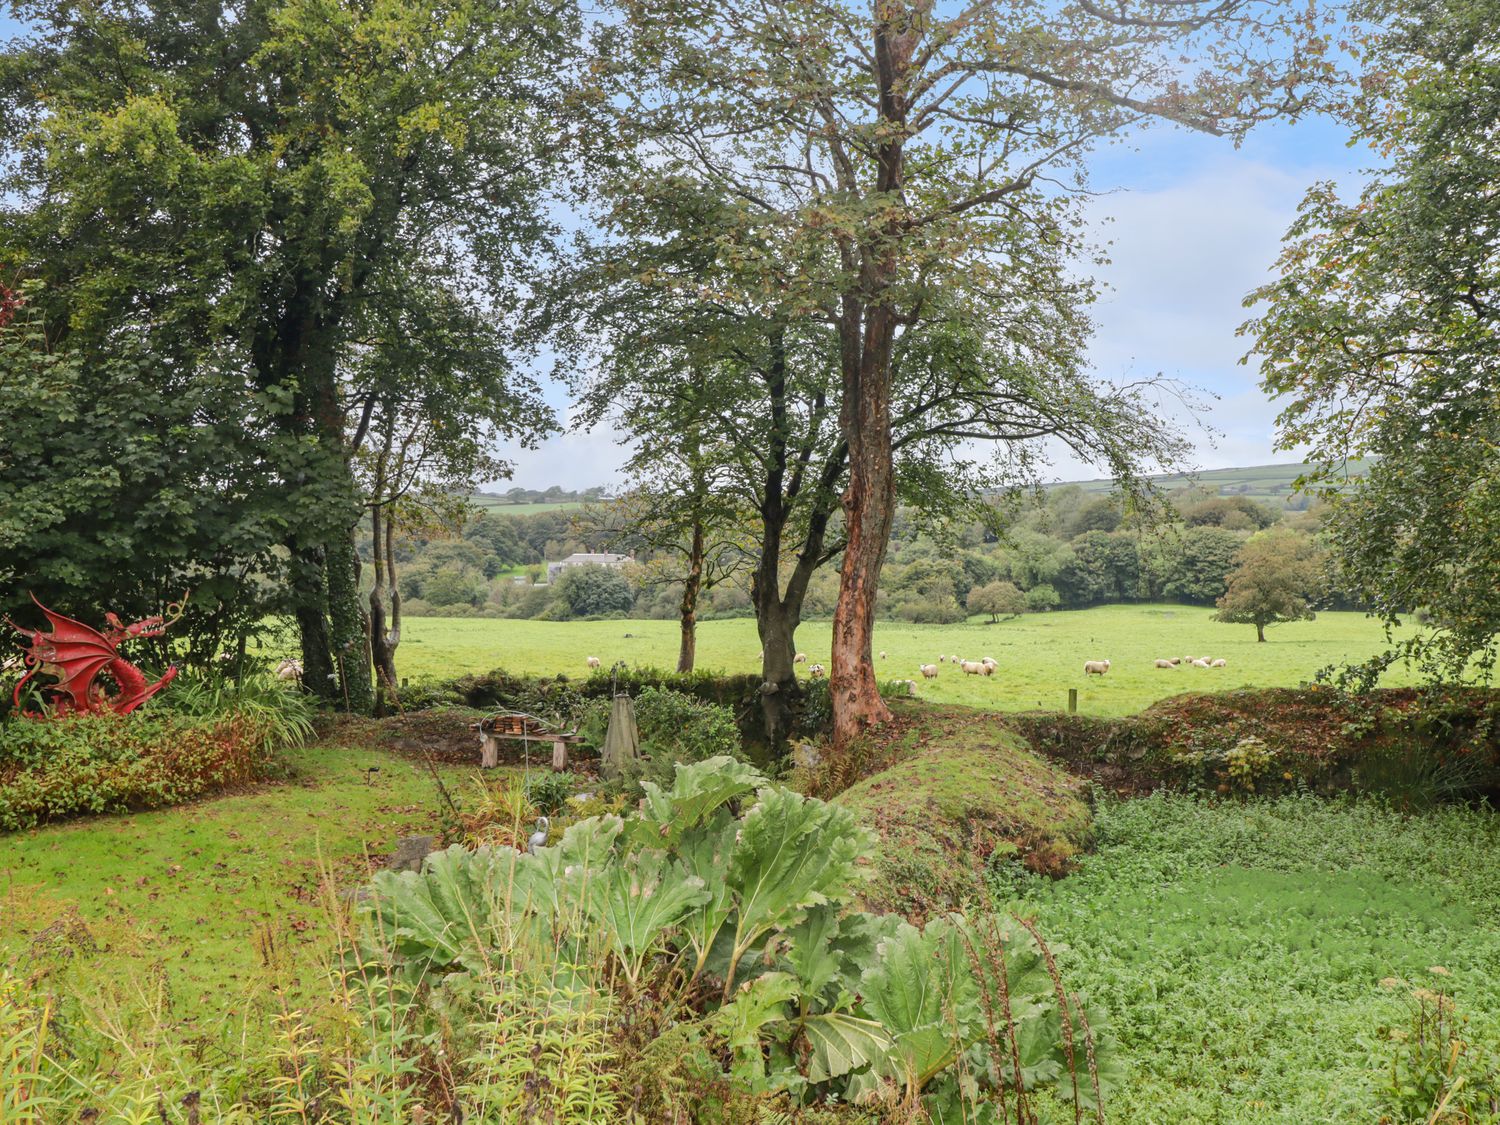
[
  {"left": 627, "top": 756, "right": 765, "bottom": 850},
  {"left": 859, "top": 918, "right": 979, "bottom": 1093},
  {"left": 678, "top": 810, "right": 740, "bottom": 979},
  {"left": 591, "top": 847, "right": 710, "bottom": 986},
  {"left": 801, "top": 1012, "right": 893, "bottom": 1084},
  {"left": 363, "top": 845, "right": 522, "bottom": 978},
  {"left": 723, "top": 787, "right": 876, "bottom": 988}
]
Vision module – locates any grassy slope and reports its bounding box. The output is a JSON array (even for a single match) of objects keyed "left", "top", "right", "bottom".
[
  {"left": 0, "top": 741, "right": 511, "bottom": 1026},
  {"left": 389, "top": 605, "right": 1412, "bottom": 717},
  {"left": 833, "top": 706, "right": 1093, "bottom": 920},
  {"left": 1007, "top": 794, "right": 1500, "bottom": 1123},
  {"left": 1061, "top": 459, "right": 1369, "bottom": 498}
]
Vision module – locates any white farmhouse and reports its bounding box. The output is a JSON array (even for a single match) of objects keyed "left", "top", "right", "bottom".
[{"left": 546, "top": 552, "right": 633, "bottom": 582}]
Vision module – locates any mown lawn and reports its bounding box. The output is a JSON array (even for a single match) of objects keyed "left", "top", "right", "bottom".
[
  {"left": 388, "top": 604, "right": 1412, "bottom": 716},
  {"left": 0, "top": 741, "right": 508, "bottom": 1026},
  {"left": 1005, "top": 794, "right": 1500, "bottom": 1123}
]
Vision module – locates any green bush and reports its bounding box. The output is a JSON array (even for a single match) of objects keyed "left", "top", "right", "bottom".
[{"left": 0, "top": 710, "right": 290, "bottom": 831}]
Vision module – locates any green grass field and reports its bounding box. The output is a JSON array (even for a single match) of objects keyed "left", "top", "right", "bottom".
[
  {"left": 467, "top": 496, "right": 586, "bottom": 514},
  {"left": 0, "top": 742, "right": 492, "bottom": 1025},
  {"left": 1062, "top": 458, "right": 1369, "bottom": 499},
  {"left": 1007, "top": 793, "right": 1500, "bottom": 1122},
  {"left": 392, "top": 605, "right": 1413, "bottom": 716}
]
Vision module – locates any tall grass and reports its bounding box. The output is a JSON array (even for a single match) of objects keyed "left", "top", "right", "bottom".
[{"left": 163, "top": 671, "right": 318, "bottom": 750}]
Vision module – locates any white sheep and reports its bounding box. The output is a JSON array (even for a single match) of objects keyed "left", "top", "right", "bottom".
[
  {"left": 896, "top": 679, "right": 918, "bottom": 695},
  {"left": 936, "top": 654, "right": 947, "bottom": 663},
  {"left": 1154, "top": 659, "right": 1174, "bottom": 669},
  {"left": 794, "top": 652, "right": 808, "bottom": 664},
  {"left": 980, "top": 656, "right": 997, "bottom": 669},
  {"left": 1198, "top": 656, "right": 1212, "bottom": 664},
  {"left": 1192, "top": 658, "right": 1211, "bottom": 668},
  {"left": 808, "top": 663, "right": 826, "bottom": 679},
  {"left": 1169, "top": 657, "right": 1182, "bottom": 665},
  {"left": 919, "top": 663, "right": 939, "bottom": 679},
  {"left": 879, "top": 650, "right": 888, "bottom": 660},
  {"left": 960, "top": 660, "right": 987, "bottom": 676},
  {"left": 1210, "top": 658, "right": 1227, "bottom": 668},
  {"left": 1083, "top": 659, "right": 1111, "bottom": 676},
  {"left": 586, "top": 656, "right": 601, "bottom": 669},
  {"left": 275, "top": 658, "right": 303, "bottom": 683}
]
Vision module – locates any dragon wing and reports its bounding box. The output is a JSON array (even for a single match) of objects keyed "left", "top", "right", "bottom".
[{"left": 28, "top": 599, "right": 119, "bottom": 711}]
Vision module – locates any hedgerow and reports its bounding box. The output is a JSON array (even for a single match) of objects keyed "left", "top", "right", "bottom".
[{"left": 0, "top": 690, "right": 301, "bottom": 832}]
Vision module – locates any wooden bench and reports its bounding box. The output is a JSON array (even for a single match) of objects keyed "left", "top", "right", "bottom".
[{"left": 469, "top": 712, "right": 584, "bottom": 771}]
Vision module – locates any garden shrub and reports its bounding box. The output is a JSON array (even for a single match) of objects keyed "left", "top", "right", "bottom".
[
  {"left": 0, "top": 705, "right": 296, "bottom": 832},
  {"left": 353, "top": 757, "right": 1114, "bottom": 1121}
]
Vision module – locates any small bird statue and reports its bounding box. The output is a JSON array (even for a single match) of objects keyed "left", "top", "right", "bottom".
[{"left": 527, "top": 816, "right": 550, "bottom": 855}]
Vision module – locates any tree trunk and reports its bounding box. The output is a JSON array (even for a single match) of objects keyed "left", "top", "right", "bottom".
[
  {"left": 827, "top": 12, "right": 914, "bottom": 750},
  {"left": 677, "top": 517, "right": 705, "bottom": 673},
  {"left": 1256, "top": 622, "right": 1266, "bottom": 642},
  {"left": 829, "top": 325, "right": 897, "bottom": 747},
  {"left": 369, "top": 499, "right": 401, "bottom": 713},
  {"left": 755, "top": 590, "right": 800, "bottom": 750},
  {"left": 288, "top": 541, "right": 337, "bottom": 702},
  {"left": 325, "top": 527, "right": 372, "bottom": 712}
]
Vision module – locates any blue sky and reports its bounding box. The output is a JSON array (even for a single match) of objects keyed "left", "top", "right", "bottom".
[{"left": 1, "top": 11, "right": 1370, "bottom": 491}]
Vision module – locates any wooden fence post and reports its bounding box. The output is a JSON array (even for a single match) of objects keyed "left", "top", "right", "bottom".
[{"left": 1067, "top": 688, "right": 1077, "bottom": 714}]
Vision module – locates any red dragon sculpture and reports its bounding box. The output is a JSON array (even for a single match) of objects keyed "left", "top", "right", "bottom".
[{"left": 8, "top": 596, "right": 181, "bottom": 715}]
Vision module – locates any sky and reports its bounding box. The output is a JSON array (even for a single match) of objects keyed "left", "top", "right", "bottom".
[{"left": 0, "top": 11, "right": 1371, "bottom": 493}]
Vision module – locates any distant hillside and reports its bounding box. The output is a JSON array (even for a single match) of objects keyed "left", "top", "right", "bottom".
[
  {"left": 1055, "top": 460, "right": 1368, "bottom": 501},
  {"left": 472, "top": 460, "right": 1366, "bottom": 516}
]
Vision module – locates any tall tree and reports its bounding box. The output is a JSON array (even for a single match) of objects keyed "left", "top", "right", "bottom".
[
  {"left": 597, "top": 0, "right": 1333, "bottom": 746},
  {"left": 1214, "top": 529, "right": 1322, "bottom": 641},
  {"left": 1, "top": 0, "right": 572, "bottom": 707},
  {"left": 1246, "top": 0, "right": 1499, "bottom": 684},
  {"left": 559, "top": 161, "right": 1186, "bottom": 746}
]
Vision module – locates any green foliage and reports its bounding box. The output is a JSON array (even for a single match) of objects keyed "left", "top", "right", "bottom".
[
  {"left": 0, "top": 297, "right": 289, "bottom": 665},
  {"left": 1215, "top": 529, "right": 1323, "bottom": 640},
  {"left": 554, "top": 564, "right": 635, "bottom": 618},
  {"left": 1245, "top": 0, "right": 1500, "bottom": 685},
  {"left": 1160, "top": 525, "right": 1246, "bottom": 605},
  {"left": 523, "top": 771, "right": 576, "bottom": 817},
  {"left": 0, "top": 710, "right": 290, "bottom": 831},
  {"left": 159, "top": 670, "right": 318, "bottom": 751},
  {"left": 355, "top": 758, "right": 1112, "bottom": 1116},
  {"left": 1375, "top": 978, "right": 1500, "bottom": 1124},
  {"left": 967, "top": 580, "right": 1026, "bottom": 624},
  {"left": 1006, "top": 792, "right": 1500, "bottom": 1122}
]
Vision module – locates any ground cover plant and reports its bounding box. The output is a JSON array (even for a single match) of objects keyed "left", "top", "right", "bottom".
[
  {"left": 377, "top": 604, "right": 1413, "bottom": 717},
  {"left": 1001, "top": 793, "right": 1500, "bottom": 1122}
]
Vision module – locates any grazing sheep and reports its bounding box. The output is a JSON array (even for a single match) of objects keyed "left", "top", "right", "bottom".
[
  {"left": 894, "top": 679, "right": 918, "bottom": 695},
  {"left": 794, "top": 652, "right": 808, "bottom": 664},
  {"left": 1083, "top": 659, "right": 1111, "bottom": 676},
  {"left": 586, "top": 656, "right": 601, "bottom": 669},
  {"left": 809, "top": 663, "right": 826, "bottom": 679},
  {"left": 1210, "top": 658, "right": 1228, "bottom": 668},
  {"left": 960, "top": 660, "right": 987, "bottom": 676},
  {"left": 1198, "top": 656, "right": 1212, "bottom": 664},
  {"left": 275, "top": 658, "right": 303, "bottom": 683},
  {"left": 1192, "top": 658, "right": 1211, "bottom": 668},
  {"left": 980, "top": 656, "right": 997, "bottom": 669},
  {"left": 1169, "top": 657, "right": 1182, "bottom": 665},
  {"left": 879, "top": 650, "right": 888, "bottom": 660},
  {"left": 1154, "top": 659, "right": 1174, "bottom": 669},
  {"left": 936, "top": 654, "right": 947, "bottom": 663},
  {"left": 919, "top": 664, "right": 939, "bottom": 679},
  {"left": 1182, "top": 657, "right": 1194, "bottom": 666}
]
